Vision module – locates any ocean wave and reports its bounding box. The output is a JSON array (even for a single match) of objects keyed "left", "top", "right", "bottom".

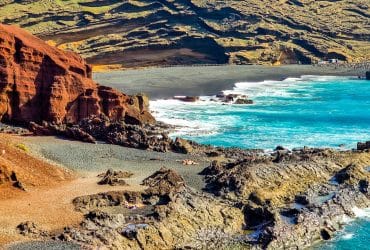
[
  {"left": 300, "top": 75, "right": 353, "bottom": 81},
  {"left": 341, "top": 233, "right": 354, "bottom": 240},
  {"left": 352, "top": 207, "right": 370, "bottom": 218},
  {"left": 228, "top": 77, "right": 308, "bottom": 98},
  {"left": 149, "top": 75, "right": 359, "bottom": 147},
  {"left": 341, "top": 215, "right": 354, "bottom": 224}
]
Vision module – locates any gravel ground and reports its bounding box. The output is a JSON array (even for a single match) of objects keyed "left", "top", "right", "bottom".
[
  {"left": 7, "top": 241, "right": 80, "bottom": 250},
  {"left": 22, "top": 136, "right": 208, "bottom": 191}
]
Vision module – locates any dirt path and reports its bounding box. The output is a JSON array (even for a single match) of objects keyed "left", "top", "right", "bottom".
[
  {"left": 0, "top": 134, "right": 145, "bottom": 245},
  {"left": 0, "top": 173, "right": 144, "bottom": 245}
]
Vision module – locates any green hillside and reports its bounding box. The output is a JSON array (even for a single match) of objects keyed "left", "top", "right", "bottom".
[{"left": 1, "top": 0, "right": 369, "bottom": 67}]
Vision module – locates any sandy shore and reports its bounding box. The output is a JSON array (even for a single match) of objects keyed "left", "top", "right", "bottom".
[{"left": 93, "top": 65, "right": 365, "bottom": 99}]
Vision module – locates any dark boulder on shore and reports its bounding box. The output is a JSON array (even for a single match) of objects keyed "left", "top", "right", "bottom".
[
  {"left": 357, "top": 141, "right": 370, "bottom": 150},
  {"left": 97, "top": 169, "right": 133, "bottom": 186},
  {"left": 172, "top": 137, "right": 194, "bottom": 154},
  {"left": 366, "top": 71, "right": 370, "bottom": 80},
  {"left": 28, "top": 115, "right": 202, "bottom": 154},
  {"left": 173, "top": 96, "right": 200, "bottom": 102},
  {"left": 234, "top": 98, "right": 254, "bottom": 104},
  {"left": 142, "top": 167, "right": 185, "bottom": 196}
]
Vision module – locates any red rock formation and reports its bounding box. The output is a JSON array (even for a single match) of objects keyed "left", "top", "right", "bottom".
[
  {"left": 0, "top": 24, "right": 154, "bottom": 125},
  {"left": 0, "top": 164, "right": 12, "bottom": 185}
]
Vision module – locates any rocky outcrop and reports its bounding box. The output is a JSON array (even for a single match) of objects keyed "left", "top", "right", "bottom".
[
  {"left": 0, "top": 162, "right": 25, "bottom": 191},
  {"left": 16, "top": 221, "right": 49, "bottom": 237},
  {"left": 57, "top": 169, "right": 246, "bottom": 249},
  {"left": 172, "top": 137, "right": 194, "bottom": 154},
  {"left": 142, "top": 167, "right": 185, "bottom": 196},
  {"left": 28, "top": 115, "right": 203, "bottom": 153},
  {"left": 0, "top": 24, "right": 154, "bottom": 125},
  {"left": 357, "top": 140, "right": 370, "bottom": 150},
  {"left": 214, "top": 92, "right": 254, "bottom": 104},
  {"left": 14, "top": 146, "right": 370, "bottom": 249},
  {"left": 260, "top": 187, "right": 370, "bottom": 249},
  {"left": 29, "top": 115, "right": 172, "bottom": 151},
  {"left": 0, "top": 164, "right": 12, "bottom": 185},
  {"left": 97, "top": 169, "right": 133, "bottom": 186},
  {"left": 173, "top": 96, "right": 200, "bottom": 102},
  {"left": 366, "top": 71, "right": 370, "bottom": 80},
  {"left": 201, "top": 148, "right": 370, "bottom": 249}
]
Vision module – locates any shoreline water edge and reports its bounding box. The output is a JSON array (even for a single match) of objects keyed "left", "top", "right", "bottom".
[{"left": 150, "top": 75, "right": 370, "bottom": 150}]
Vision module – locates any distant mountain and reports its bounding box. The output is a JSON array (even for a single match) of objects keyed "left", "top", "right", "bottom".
[{"left": 1, "top": 0, "right": 369, "bottom": 67}]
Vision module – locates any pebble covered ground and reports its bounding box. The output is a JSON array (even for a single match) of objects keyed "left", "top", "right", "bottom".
[
  {"left": 22, "top": 136, "right": 208, "bottom": 191},
  {"left": 8, "top": 241, "right": 80, "bottom": 250}
]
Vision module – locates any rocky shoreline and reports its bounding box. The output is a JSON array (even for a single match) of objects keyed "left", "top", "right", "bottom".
[
  {"left": 6, "top": 130, "right": 370, "bottom": 249},
  {"left": 1, "top": 82, "right": 369, "bottom": 249}
]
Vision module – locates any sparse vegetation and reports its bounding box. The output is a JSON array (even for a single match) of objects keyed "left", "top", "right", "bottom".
[
  {"left": 15, "top": 143, "right": 28, "bottom": 152},
  {"left": 0, "top": 0, "right": 369, "bottom": 67}
]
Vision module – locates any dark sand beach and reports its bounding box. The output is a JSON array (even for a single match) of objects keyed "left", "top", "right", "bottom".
[{"left": 94, "top": 65, "right": 365, "bottom": 99}]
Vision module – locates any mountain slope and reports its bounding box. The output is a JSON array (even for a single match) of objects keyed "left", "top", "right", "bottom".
[{"left": 1, "top": 0, "right": 369, "bottom": 67}]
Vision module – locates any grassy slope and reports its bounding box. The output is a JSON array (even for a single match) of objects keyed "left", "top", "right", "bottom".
[{"left": 0, "top": 0, "right": 369, "bottom": 67}]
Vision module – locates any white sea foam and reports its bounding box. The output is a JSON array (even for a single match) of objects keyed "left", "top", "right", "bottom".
[
  {"left": 352, "top": 207, "right": 370, "bottom": 218},
  {"left": 149, "top": 75, "right": 353, "bottom": 141},
  {"left": 226, "top": 76, "right": 310, "bottom": 98},
  {"left": 300, "top": 75, "right": 352, "bottom": 82},
  {"left": 341, "top": 214, "right": 354, "bottom": 224},
  {"left": 341, "top": 233, "right": 354, "bottom": 240}
]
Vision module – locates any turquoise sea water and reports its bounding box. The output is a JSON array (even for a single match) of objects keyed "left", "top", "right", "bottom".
[
  {"left": 316, "top": 217, "right": 370, "bottom": 250},
  {"left": 151, "top": 75, "right": 370, "bottom": 248},
  {"left": 152, "top": 76, "right": 370, "bottom": 150}
]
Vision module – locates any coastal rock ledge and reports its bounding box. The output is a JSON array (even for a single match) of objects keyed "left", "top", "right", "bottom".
[{"left": 0, "top": 24, "right": 154, "bottom": 125}]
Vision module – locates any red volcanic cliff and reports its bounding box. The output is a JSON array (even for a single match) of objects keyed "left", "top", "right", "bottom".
[{"left": 0, "top": 24, "right": 154, "bottom": 125}]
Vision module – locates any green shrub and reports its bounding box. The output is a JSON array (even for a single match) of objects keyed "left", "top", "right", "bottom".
[{"left": 15, "top": 143, "right": 28, "bottom": 152}]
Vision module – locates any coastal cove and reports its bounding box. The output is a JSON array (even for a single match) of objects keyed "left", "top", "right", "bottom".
[
  {"left": 93, "top": 65, "right": 366, "bottom": 99},
  {"left": 96, "top": 66, "right": 370, "bottom": 249},
  {"left": 95, "top": 66, "right": 370, "bottom": 150},
  {"left": 0, "top": 17, "right": 369, "bottom": 249},
  {"left": 0, "top": 29, "right": 369, "bottom": 248}
]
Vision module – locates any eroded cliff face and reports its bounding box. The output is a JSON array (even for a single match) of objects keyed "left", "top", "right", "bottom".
[{"left": 0, "top": 24, "right": 154, "bottom": 125}]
